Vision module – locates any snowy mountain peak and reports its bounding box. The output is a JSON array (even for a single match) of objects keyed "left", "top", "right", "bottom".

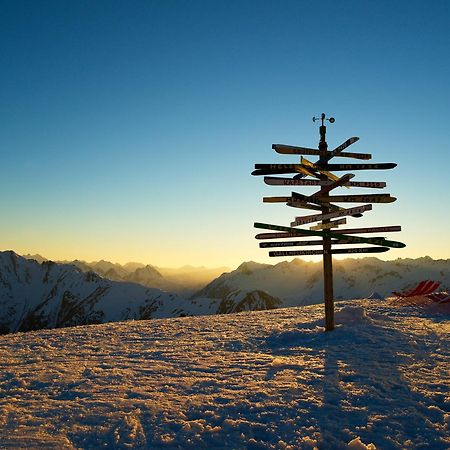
[
  {"left": 0, "top": 251, "right": 187, "bottom": 334},
  {"left": 236, "top": 261, "right": 270, "bottom": 275}
]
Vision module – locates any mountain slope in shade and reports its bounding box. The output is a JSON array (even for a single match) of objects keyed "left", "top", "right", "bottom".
[
  {"left": 216, "top": 289, "right": 282, "bottom": 314},
  {"left": 0, "top": 300, "right": 448, "bottom": 448},
  {"left": 0, "top": 251, "right": 187, "bottom": 334},
  {"left": 21, "top": 254, "right": 47, "bottom": 264},
  {"left": 192, "top": 257, "right": 450, "bottom": 308}
]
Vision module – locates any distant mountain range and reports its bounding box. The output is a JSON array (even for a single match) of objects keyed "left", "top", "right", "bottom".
[
  {"left": 191, "top": 257, "right": 450, "bottom": 308},
  {"left": 0, "top": 251, "right": 189, "bottom": 334},
  {"left": 1, "top": 251, "right": 448, "bottom": 334},
  {"left": 22, "top": 254, "right": 229, "bottom": 296}
]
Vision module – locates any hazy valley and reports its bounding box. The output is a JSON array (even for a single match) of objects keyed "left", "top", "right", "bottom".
[{"left": 22, "top": 254, "right": 230, "bottom": 296}]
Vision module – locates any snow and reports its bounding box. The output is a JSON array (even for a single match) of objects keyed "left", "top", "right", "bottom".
[
  {"left": 0, "top": 300, "right": 448, "bottom": 449},
  {"left": 194, "top": 257, "right": 450, "bottom": 308},
  {"left": 0, "top": 251, "right": 189, "bottom": 333}
]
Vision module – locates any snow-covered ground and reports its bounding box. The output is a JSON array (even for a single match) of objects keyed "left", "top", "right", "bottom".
[{"left": 0, "top": 300, "right": 448, "bottom": 449}]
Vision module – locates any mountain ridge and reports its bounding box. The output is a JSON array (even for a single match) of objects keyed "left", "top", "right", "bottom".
[
  {"left": 191, "top": 256, "right": 450, "bottom": 308},
  {"left": 21, "top": 253, "right": 230, "bottom": 295},
  {"left": 3, "top": 251, "right": 449, "bottom": 334},
  {"left": 0, "top": 251, "right": 188, "bottom": 334}
]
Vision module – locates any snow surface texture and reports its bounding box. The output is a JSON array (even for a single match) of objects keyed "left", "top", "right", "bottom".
[{"left": 0, "top": 300, "right": 448, "bottom": 449}]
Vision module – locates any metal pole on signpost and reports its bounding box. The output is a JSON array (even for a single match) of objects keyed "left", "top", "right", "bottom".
[{"left": 317, "top": 113, "right": 334, "bottom": 331}]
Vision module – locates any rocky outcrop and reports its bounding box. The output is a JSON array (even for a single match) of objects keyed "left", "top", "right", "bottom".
[{"left": 217, "top": 290, "right": 282, "bottom": 314}]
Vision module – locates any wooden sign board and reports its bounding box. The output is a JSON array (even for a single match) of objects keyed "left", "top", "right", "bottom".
[
  {"left": 255, "top": 163, "right": 395, "bottom": 171},
  {"left": 319, "top": 163, "right": 396, "bottom": 171},
  {"left": 254, "top": 222, "right": 406, "bottom": 248},
  {"left": 291, "top": 191, "right": 332, "bottom": 208},
  {"left": 291, "top": 204, "right": 372, "bottom": 227},
  {"left": 252, "top": 168, "right": 302, "bottom": 176},
  {"left": 330, "top": 137, "right": 360, "bottom": 155},
  {"left": 269, "top": 246, "right": 390, "bottom": 257},
  {"left": 255, "top": 225, "right": 401, "bottom": 240},
  {"left": 260, "top": 239, "right": 345, "bottom": 248},
  {"left": 311, "top": 173, "right": 354, "bottom": 196},
  {"left": 315, "top": 194, "right": 396, "bottom": 203},
  {"left": 286, "top": 201, "right": 323, "bottom": 211},
  {"left": 252, "top": 162, "right": 396, "bottom": 176},
  {"left": 264, "top": 177, "right": 386, "bottom": 188},
  {"left": 310, "top": 218, "right": 347, "bottom": 231},
  {"left": 334, "top": 225, "right": 401, "bottom": 234},
  {"left": 301, "top": 157, "right": 340, "bottom": 181},
  {"left": 263, "top": 196, "right": 291, "bottom": 203},
  {"left": 272, "top": 143, "right": 371, "bottom": 160},
  {"left": 289, "top": 193, "right": 365, "bottom": 216}
]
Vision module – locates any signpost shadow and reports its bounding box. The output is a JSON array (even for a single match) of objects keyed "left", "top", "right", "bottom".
[{"left": 263, "top": 315, "right": 444, "bottom": 448}]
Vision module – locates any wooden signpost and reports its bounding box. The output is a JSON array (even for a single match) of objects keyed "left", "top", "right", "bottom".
[{"left": 252, "top": 113, "right": 404, "bottom": 331}]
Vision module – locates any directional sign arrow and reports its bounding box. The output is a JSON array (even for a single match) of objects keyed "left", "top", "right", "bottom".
[
  {"left": 291, "top": 191, "right": 333, "bottom": 207},
  {"left": 269, "top": 246, "right": 390, "bottom": 257},
  {"left": 260, "top": 239, "right": 345, "bottom": 248},
  {"left": 291, "top": 204, "right": 372, "bottom": 227},
  {"left": 317, "top": 163, "right": 397, "bottom": 171},
  {"left": 315, "top": 194, "right": 396, "bottom": 203},
  {"left": 253, "top": 163, "right": 396, "bottom": 175},
  {"left": 272, "top": 144, "right": 371, "bottom": 160},
  {"left": 255, "top": 164, "right": 301, "bottom": 170},
  {"left": 290, "top": 193, "right": 365, "bottom": 216},
  {"left": 272, "top": 144, "right": 323, "bottom": 156},
  {"left": 311, "top": 173, "right": 354, "bottom": 196},
  {"left": 252, "top": 168, "right": 299, "bottom": 176},
  {"left": 254, "top": 222, "right": 406, "bottom": 248},
  {"left": 301, "top": 157, "right": 340, "bottom": 182},
  {"left": 263, "top": 196, "right": 291, "bottom": 203},
  {"left": 319, "top": 137, "right": 360, "bottom": 163},
  {"left": 255, "top": 225, "right": 401, "bottom": 240},
  {"left": 264, "top": 177, "right": 386, "bottom": 188},
  {"left": 286, "top": 201, "right": 323, "bottom": 211},
  {"left": 310, "top": 218, "right": 347, "bottom": 231},
  {"left": 333, "top": 226, "right": 402, "bottom": 234},
  {"left": 295, "top": 165, "right": 320, "bottom": 178},
  {"left": 256, "top": 232, "right": 305, "bottom": 240}
]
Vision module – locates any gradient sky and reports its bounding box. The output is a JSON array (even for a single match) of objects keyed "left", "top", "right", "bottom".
[{"left": 1, "top": 0, "right": 449, "bottom": 268}]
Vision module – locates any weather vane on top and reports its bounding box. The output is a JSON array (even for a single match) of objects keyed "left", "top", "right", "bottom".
[
  {"left": 313, "top": 113, "right": 335, "bottom": 125},
  {"left": 313, "top": 113, "right": 335, "bottom": 144}
]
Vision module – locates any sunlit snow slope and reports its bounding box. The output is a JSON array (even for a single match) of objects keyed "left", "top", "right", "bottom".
[
  {"left": 0, "top": 251, "right": 187, "bottom": 334},
  {"left": 0, "top": 300, "right": 448, "bottom": 449},
  {"left": 192, "top": 258, "right": 450, "bottom": 307}
]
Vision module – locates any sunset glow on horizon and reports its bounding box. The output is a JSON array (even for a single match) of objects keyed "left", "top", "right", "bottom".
[{"left": 1, "top": 1, "right": 449, "bottom": 268}]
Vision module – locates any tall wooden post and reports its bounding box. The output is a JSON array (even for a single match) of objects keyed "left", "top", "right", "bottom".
[
  {"left": 252, "top": 113, "right": 404, "bottom": 332},
  {"left": 318, "top": 114, "right": 334, "bottom": 331}
]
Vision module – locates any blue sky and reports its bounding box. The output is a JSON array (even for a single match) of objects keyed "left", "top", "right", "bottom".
[{"left": 0, "top": 0, "right": 449, "bottom": 267}]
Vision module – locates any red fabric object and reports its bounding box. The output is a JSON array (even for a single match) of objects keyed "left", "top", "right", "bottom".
[{"left": 393, "top": 280, "right": 441, "bottom": 299}]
